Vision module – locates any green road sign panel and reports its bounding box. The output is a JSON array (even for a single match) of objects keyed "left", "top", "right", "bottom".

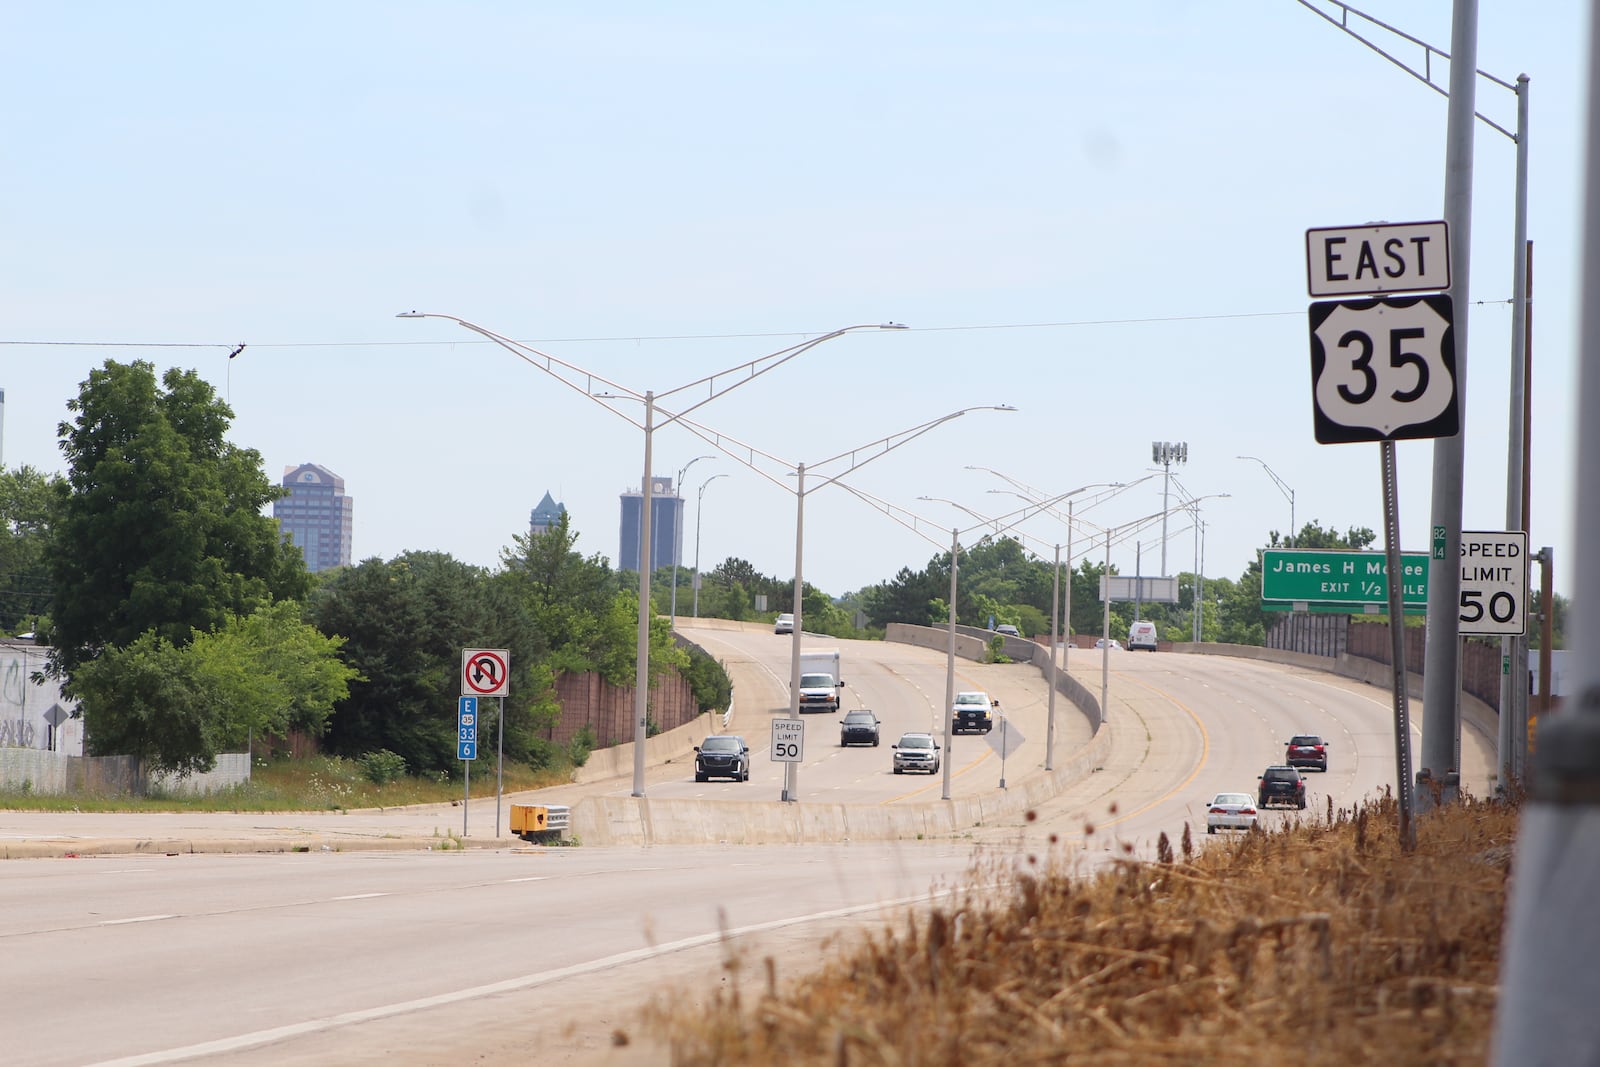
[{"left": 1261, "top": 549, "right": 1429, "bottom": 607}]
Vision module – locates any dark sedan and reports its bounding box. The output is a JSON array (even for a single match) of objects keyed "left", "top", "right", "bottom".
[{"left": 839, "top": 709, "right": 881, "bottom": 747}]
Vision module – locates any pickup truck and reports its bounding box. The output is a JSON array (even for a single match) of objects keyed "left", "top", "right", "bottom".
[{"left": 952, "top": 690, "right": 997, "bottom": 734}]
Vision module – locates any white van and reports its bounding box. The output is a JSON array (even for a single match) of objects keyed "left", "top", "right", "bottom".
[{"left": 1128, "top": 620, "right": 1159, "bottom": 652}]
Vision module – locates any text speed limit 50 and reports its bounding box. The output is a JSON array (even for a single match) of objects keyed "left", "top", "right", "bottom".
[
  {"left": 771, "top": 719, "right": 805, "bottom": 763},
  {"left": 1308, "top": 295, "right": 1458, "bottom": 444},
  {"left": 1458, "top": 531, "right": 1527, "bottom": 636}
]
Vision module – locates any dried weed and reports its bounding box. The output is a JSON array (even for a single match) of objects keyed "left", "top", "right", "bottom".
[{"left": 641, "top": 793, "right": 1516, "bottom": 1066}]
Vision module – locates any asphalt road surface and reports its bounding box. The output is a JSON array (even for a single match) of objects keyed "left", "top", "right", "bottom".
[{"left": 1, "top": 632, "right": 1492, "bottom": 1066}]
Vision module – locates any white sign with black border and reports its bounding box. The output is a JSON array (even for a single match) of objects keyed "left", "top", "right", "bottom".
[
  {"left": 1306, "top": 220, "right": 1450, "bottom": 297},
  {"left": 1459, "top": 530, "right": 1528, "bottom": 636},
  {"left": 1308, "top": 294, "right": 1459, "bottom": 444},
  {"left": 771, "top": 719, "right": 804, "bottom": 763}
]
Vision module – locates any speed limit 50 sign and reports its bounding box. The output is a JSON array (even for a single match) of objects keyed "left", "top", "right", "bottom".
[
  {"left": 1459, "top": 531, "right": 1528, "bottom": 636},
  {"left": 771, "top": 719, "right": 804, "bottom": 763},
  {"left": 1308, "top": 294, "right": 1459, "bottom": 444}
]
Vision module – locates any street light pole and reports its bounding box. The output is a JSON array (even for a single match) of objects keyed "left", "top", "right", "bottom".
[
  {"left": 669, "top": 454, "right": 715, "bottom": 624},
  {"left": 692, "top": 474, "right": 728, "bottom": 619},
  {"left": 1238, "top": 455, "right": 1296, "bottom": 546},
  {"left": 397, "top": 313, "right": 905, "bottom": 799},
  {"left": 632, "top": 390, "right": 656, "bottom": 796},
  {"left": 654, "top": 402, "right": 1012, "bottom": 804}
]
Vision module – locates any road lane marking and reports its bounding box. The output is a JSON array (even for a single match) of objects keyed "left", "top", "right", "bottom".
[
  {"left": 331, "top": 893, "right": 387, "bottom": 901},
  {"left": 87, "top": 889, "right": 960, "bottom": 1067},
  {"left": 100, "top": 915, "right": 176, "bottom": 926}
]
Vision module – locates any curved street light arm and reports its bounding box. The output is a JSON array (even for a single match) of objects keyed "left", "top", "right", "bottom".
[
  {"left": 1295, "top": 0, "right": 1517, "bottom": 141},
  {"left": 397, "top": 311, "right": 650, "bottom": 426},
  {"left": 653, "top": 323, "right": 908, "bottom": 412},
  {"left": 396, "top": 313, "right": 904, "bottom": 432},
  {"left": 834, "top": 484, "right": 958, "bottom": 554},
  {"left": 801, "top": 406, "right": 1016, "bottom": 494}
]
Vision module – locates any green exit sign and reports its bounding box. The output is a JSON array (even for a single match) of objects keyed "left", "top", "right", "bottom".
[{"left": 1262, "top": 550, "right": 1430, "bottom": 607}]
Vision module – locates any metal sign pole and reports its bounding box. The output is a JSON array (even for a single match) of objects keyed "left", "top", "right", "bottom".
[
  {"left": 999, "top": 716, "right": 1008, "bottom": 790},
  {"left": 496, "top": 695, "right": 504, "bottom": 838},
  {"left": 1380, "top": 440, "right": 1416, "bottom": 850},
  {"left": 462, "top": 759, "right": 469, "bottom": 839}
]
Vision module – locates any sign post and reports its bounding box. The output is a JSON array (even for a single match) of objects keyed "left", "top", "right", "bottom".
[
  {"left": 461, "top": 650, "right": 509, "bottom": 837},
  {"left": 1305, "top": 218, "right": 1457, "bottom": 853},
  {"left": 458, "top": 695, "right": 478, "bottom": 838}
]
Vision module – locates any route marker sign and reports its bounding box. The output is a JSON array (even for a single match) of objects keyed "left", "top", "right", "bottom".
[
  {"left": 1308, "top": 295, "right": 1459, "bottom": 443},
  {"left": 1458, "top": 530, "right": 1528, "bottom": 636},
  {"left": 1306, "top": 220, "right": 1450, "bottom": 297},
  {"left": 458, "top": 695, "right": 478, "bottom": 761},
  {"left": 771, "top": 719, "right": 804, "bottom": 763},
  {"left": 461, "top": 648, "right": 510, "bottom": 697}
]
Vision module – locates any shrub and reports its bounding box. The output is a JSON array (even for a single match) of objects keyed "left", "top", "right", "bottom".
[
  {"left": 359, "top": 749, "right": 408, "bottom": 785},
  {"left": 567, "top": 724, "right": 597, "bottom": 767}
]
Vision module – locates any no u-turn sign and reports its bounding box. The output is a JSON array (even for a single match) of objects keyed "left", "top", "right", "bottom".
[{"left": 462, "top": 648, "right": 510, "bottom": 697}]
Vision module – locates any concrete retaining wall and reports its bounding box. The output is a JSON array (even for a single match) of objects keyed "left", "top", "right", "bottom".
[
  {"left": 0, "top": 750, "right": 251, "bottom": 796},
  {"left": 569, "top": 709, "right": 728, "bottom": 786}
]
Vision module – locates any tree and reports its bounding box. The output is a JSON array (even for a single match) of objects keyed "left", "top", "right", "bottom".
[
  {"left": 0, "top": 465, "right": 61, "bottom": 635},
  {"left": 45, "top": 360, "right": 308, "bottom": 676},
  {"left": 498, "top": 513, "right": 629, "bottom": 679},
  {"left": 308, "top": 551, "right": 558, "bottom": 776},
  {"left": 68, "top": 600, "right": 357, "bottom": 777}
]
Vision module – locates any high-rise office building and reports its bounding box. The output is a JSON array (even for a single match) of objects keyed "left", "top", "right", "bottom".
[
  {"left": 618, "top": 477, "right": 682, "bottom": 574},
  {"left": 529, "top": 491, "right": 567, "bottom": 537},
  {"left": 274, "top": 463, "right": 353, "bottom": 573}
]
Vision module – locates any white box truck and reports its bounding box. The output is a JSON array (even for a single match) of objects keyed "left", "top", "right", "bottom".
[{"left": 796, "top": 649, "right": 843, "bottom": 713}]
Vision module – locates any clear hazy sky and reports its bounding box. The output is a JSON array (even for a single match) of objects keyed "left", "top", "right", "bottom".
[{"left": 3, "top": 3, "right": 1586, "bottom": 599}]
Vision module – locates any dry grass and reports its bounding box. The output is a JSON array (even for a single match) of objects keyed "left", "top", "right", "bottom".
[{"left": 641, "top": 793, "right": 1515, "bottom": 1066}]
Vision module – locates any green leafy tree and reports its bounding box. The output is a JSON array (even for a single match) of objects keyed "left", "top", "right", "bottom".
[
  {"left": 0, "top": 465, "right": 61, "bottom": 634},
  {"left": 498, "top": 513, "right": 628, "bottom": 678},
  {"left": 45, "top": 360, "right": 308, "bottom": 676},
  {"left": 308, "top": 552, "right": 555, "bottom": 776},
  {"left": 69, "top": 601, "right": 356, "bottom": 777}
]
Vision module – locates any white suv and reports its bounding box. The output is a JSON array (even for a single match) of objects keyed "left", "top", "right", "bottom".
[{"left": 892, "top": 733, "right": 940, "bottom": 774}]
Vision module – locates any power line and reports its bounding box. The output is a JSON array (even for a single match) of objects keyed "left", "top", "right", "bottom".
[{"left": 0, "top": 300, "right": 1512, "bottom": 352}]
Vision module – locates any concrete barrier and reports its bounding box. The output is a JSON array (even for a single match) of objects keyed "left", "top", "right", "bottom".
[{"left": 570, "top": 709, "right": 726, "bottom": 785}]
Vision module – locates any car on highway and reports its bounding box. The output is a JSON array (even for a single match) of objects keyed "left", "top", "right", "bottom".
[
  {"left": 1128, "top": 620, "right": 1159, "bottom": 651},
  {"left": 1095, "top": 638, "right": 1123, "bottom": 650},
  {"left": 1205, "top": 792, "right": 1258, "bottom": 834},
  {"left": 839, "top": 709, "right": 881, "bottom": 747},
  {"left": 1258, "top": 765, "right": 1307, "bottom": 809},
  {"left": 773, "top": 613, "right": 795, "bottom": 634},
  {"left": 891, "top": 732, "right": 940, "bottom": 775},
  {"left": 952, "top": 690, "right": 996, "bottom": 735},
  {"left": 1285, "top": 734, "right": 1330, "bottom": 772},
  {"left": 694, "top": 735, "right": 750, "bottom": 782},
  {"left": 995, "top": 623, "right": 1021, "bottom": 637}
]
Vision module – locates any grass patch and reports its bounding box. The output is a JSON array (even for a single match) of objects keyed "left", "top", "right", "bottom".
[
  {"left": 639, "top": 791, "right": 1515, "bottom": 1065},
  {"left": 0, "top": 753, "right": 576, "bottom": 813}
]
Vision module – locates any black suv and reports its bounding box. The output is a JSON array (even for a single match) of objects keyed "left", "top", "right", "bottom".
[
  {"left": 839, "top": 709, "right": 881, "bottom": 747},
  {"left": 694, "top": 735, "right": 750, "bottom": 782},
  {"left": 1258, "top": 765, "right": 1307, "bottom": 809},
  {"left": 1285, "top": 734, "right": 1329, "bottom": 772}
]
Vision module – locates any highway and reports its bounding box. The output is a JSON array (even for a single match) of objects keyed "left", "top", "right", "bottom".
[{"left": 0, "top": 627, "right": 1494, "bottom": 1066}]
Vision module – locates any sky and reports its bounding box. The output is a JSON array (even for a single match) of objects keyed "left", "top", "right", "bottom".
[{"left": 2, "top": 2, "right": 1589, "bottom": 601}]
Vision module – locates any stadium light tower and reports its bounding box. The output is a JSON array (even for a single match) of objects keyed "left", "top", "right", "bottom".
[{"left": 1152, "top": 441, "right": 1188, "bottom": 574}]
